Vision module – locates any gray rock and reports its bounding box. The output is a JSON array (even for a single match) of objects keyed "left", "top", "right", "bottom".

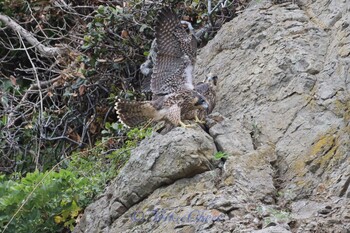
[
  {"left": 251, "top": 226, "right": 291, "bottom": 233},
  {"left": 209, "top": 116, "right": 254, "bottom": 156},
  {"left": 195, "top": 1, "right": 350, "bottom": 230},
  {"left": 74, "top": 126, "right": 216, "bottom": 233}
]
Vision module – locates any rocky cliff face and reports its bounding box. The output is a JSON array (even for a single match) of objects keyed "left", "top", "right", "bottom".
[{"left": 74, "top": 1, "right": 350, "bottom": 232}]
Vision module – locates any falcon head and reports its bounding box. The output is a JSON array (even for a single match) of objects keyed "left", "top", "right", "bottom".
[
  {"left": 191, "top": 91, "right": 209, "bottom": 110},
  {"left": 204, "top": 73, "right": 218, "bottom": 86}
]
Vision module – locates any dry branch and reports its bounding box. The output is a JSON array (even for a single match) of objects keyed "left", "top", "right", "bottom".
[{"left": 0, "top": 13, "right": 67, "bottom": 57}]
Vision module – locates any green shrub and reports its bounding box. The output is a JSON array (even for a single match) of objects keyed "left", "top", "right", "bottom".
[
  {"left": 0, "top": 125, "right": 152, "bottom": 232},
  {"left": 0, "top": 169, "right": 95, "bottom": 232}
]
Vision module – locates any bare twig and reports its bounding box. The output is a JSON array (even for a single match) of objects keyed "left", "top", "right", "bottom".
[
  {"left": 208, "top": 0, "right": 212, "bottom": 13},
  {"left": 5, "top": 76, "right": 61, "bottom": 128},
  {"left": 208, "top": 0, "right": 224, "bottom": 26},
  {"left": 0, "top": 13, "right": 67, "bottom": 57},
  {"left": 17, "top": 31, "right": 43, "bottom": 170}
]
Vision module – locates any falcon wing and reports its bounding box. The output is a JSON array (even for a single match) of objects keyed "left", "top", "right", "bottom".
[{"left": 151, "top": 7, "right": 197, "bottom": 96}]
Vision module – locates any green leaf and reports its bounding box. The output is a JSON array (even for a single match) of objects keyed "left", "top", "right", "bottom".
[
  {"left": 213, "top": 151, "right": 229, "bottom": 160},
  {"left": 139, "top": 24, "right": 149, "bottom": 32},
  {"left": 111, "top": 122, "right": 121, "bottom": 130},
  {"left": 97, "top": 5, "right": 105, "bottom": 14},
  {"left": 1, "top": 95, "right": 9, "bottom": 108}
]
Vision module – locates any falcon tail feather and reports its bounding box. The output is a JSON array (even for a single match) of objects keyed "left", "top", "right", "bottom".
[{"left": 115, "top": 100, "right": 157, "bottom": 127}]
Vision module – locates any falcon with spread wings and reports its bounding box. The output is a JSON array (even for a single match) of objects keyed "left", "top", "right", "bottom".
[{"left": 115, "top": 8, "right": 211, "bottom": 128}]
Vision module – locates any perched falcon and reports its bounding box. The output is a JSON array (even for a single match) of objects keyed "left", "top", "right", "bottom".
[
  {"left": 158, "top": 73, "right": 218, "bottom": 133},
  {"left": 116, "top": 90, "right": 208, "bottom": 127},
  {"left": 183, "top": 73, "right": 218, "bottom": 122},
  {"left": 115, "top": 7, "right": 209, "bottom": 128}
]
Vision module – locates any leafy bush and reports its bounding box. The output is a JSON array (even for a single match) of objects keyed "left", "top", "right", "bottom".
[
  {"left": 0, "top": 170, "right": 92, "bottom": 232},
  {"left": 0, "top": 125, "right": 152, "bottom": 232}
]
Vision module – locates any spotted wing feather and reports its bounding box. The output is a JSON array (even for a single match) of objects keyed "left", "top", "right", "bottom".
[
  {"left": 151, "top": 7, "right": 197, "bottom": 96},
  {"left": 115, "top": 100, "right": 158, "bottom": 127}
]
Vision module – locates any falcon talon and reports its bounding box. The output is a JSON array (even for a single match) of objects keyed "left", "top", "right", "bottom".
[
  {"left": 179, "top": 121, "right": 195, "bottom": 128},
  {"left": 194, "top": 116, "right": 206, "bottom": 124}
]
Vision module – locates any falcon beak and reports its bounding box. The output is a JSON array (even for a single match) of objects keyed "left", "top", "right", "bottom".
[{"left": 201, "top": 101, "right": 209, "bottom": 110}]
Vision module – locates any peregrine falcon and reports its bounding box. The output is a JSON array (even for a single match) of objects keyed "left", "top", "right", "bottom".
[
  {"left": 183, "top": 73, "right": 218, "bottom": 122},
  {"left": 115, "top": 7, "right": 209, "bottom": 128}
]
